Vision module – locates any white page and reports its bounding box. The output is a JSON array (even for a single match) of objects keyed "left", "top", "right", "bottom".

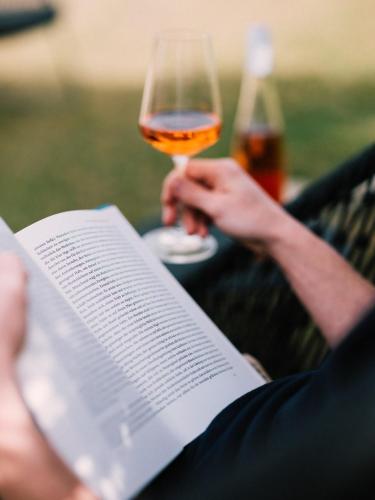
[
  {"left": 16, "top": 207, "right": 264, "bottom": 496},
  {"left": 1, "top": 220, "right": 177, "bottom": 500}
]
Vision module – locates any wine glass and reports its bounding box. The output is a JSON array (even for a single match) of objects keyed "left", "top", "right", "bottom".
[{"left": 139, "top": 30, "right": 222, "bottom": 264}]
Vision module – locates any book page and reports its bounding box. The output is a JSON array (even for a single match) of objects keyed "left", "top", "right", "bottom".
[
  {"left": 16, "top": 207, "right": 264, "bottom": 497},
  {"left": 1, "top": 219, "right": 177, "bottom": 500}
]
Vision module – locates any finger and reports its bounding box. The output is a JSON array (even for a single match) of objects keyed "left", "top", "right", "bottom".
[
  {"left": 196, "top": 213, "right": 210, "bottom": 237},
  {"left": 185, "top": 158, "right": 239, "bottom": 187},
  {"left": 0, "top": 253, "right": 27, "bottom": 361},
  {"left": 181, "top": 206, "right": 200, "bottom": 235},
  {"left": 162, "top": 204, "right": 178, "bottom": 226},
  {"left": 185, "top": 209, "right": 209, "bottom": 237},
  {"left": 0, "top": 253, "right": 27, "bottom": 311},
  {"left": 181, "top": 207, "right": 193, "bottom": 234},
  {"left": 161, "top": 169, "right": 181, "bottom": 205},
  {"left": 193, "top": 210, "right": 209, "bottom": 237},
  {"left": 161, "top": 170, "right": 181, "bottom": 226},
  {"left": 0, "top": 253, "right": 27, "bottom": 284},
  {"left": 169, "top": 176, "right": 217, "bottom": 218}
]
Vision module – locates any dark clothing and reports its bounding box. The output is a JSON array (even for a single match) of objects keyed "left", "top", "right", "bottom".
[{"left": 143, "top": 304, "right": 375, "bottom": 499}]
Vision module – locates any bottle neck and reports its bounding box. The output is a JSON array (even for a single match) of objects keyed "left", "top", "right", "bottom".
[{"left": 235, "top": 72, "right": 283, "bottom": 133}]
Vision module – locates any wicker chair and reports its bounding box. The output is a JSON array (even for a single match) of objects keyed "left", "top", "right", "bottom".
[
  {"left": 159, "top": 144, "right": 375, "bottom": 379},
  {"left": 0, "top": 0, "right": 55, "bottom": 37}
]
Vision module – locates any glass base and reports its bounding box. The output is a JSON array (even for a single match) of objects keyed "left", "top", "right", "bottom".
[{"left": 142, "top": 226, "right": 218, "bottom": 264}]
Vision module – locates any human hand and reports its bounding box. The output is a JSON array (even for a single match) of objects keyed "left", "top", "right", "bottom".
[
  {"left": 162, "top": 158, "right": 292, "bottom": 253},
  {"left": 0, "top": 253, "right": 27, "bottom": 368},
  {"left": 0, "top": 253, "right": 96, "bottom": 500}
]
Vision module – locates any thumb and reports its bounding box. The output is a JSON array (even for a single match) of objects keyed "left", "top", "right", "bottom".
[{"left": 0, "top": 253, "right": 27, "bottom": 362}]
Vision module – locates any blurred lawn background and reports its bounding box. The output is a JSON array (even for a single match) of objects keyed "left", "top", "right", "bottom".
[{"left": 0, "top": 0, "right": 374, "bottom": 231}]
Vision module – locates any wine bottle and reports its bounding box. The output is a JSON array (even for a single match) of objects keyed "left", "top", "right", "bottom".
[{"left": 231, "top": 25, "right": 286, "bottom": 201}]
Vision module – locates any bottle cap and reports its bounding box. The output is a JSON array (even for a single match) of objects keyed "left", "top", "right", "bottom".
[{"left": 246, "top": 25, "right": 274, "bottom": 77}]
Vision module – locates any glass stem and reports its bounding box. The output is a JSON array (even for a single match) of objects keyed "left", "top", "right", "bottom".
[
  {"left": 172, "top": 155, "right": 189, "bottom": 174},
  {"left": 172, "top": 155, "right": 189, "bottom": 231}
]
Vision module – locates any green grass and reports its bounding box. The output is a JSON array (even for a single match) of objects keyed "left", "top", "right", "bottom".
[{"left": 0, "top": 76, "right": 374, "bottom": 232}]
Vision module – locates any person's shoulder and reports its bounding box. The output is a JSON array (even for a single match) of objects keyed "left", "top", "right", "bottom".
[
  {"left": 344, "top": 302, "right": 375, "bottom": 342},
  {"left": 323, "top": 302, "right": 375, "bottom": 369}
]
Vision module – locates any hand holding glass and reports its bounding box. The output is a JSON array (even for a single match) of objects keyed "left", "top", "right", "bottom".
[{"left": 139, "top": 30, "right": 222, "bottom": 264}]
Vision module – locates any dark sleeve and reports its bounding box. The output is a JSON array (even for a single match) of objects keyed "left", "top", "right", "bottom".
[{"left": 142, "top": 304, "right": 375, "bottom": 500}]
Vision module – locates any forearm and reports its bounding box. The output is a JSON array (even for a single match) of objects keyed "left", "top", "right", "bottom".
[
  {"left": 162, "top": 158, "right": 375, "bottom": 345},
  {"left": 265, "top": 213, "right": 375, "bottom": 346}
]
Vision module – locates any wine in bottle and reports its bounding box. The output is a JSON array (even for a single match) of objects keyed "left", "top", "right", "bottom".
[{"left": 231, "top": 25, "right": 286, "bottom": 202}]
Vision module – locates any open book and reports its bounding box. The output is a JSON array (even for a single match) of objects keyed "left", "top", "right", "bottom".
[{"left": 0, "top": 206, "right": 264, "bottom": 500}]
